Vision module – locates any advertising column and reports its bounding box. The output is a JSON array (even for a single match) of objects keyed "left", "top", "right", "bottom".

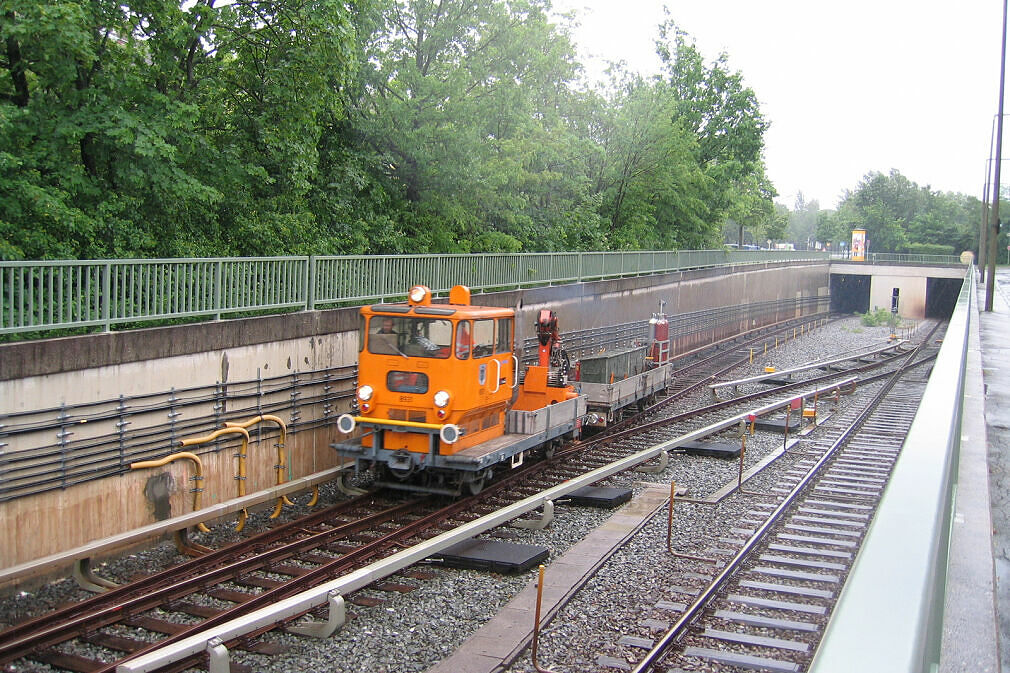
[{"left": 851, "top": 229, "right": 866, "bottom": 261}]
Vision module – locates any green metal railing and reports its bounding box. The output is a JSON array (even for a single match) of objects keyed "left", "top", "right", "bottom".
[
  {"left": 830, "top": 252, "right": 965, "bottom": 265},
  {"left": 1, "top": 250, "right": 831, "bottom": 337}
]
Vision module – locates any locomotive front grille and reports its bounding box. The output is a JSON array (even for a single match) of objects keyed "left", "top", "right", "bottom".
[{"left": 388, "top": 408, "right": 427, "bottom": 423}]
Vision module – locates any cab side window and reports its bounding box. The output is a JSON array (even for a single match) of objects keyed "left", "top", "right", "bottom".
[
  {"left": 473, "top": 319, "right": 494, "bottom": 358},
  {"left": 495, "top": 317, "right": 513, "bottom": 354},
  {"left": 455, "top": 321, "right": 472, "bottom": 359}
]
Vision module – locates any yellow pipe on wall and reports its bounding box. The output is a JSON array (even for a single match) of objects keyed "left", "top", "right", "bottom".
[
  {"left": 130, "top": 451, "right": 210, "bottom": 533},
  {"left": 181, "top": 427, "right": 251, "bottom": 531},
  {"left": 224, "top": 415, "right": 304, "bottom": 518}
]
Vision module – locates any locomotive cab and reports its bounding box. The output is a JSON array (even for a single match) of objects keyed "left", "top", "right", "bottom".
[{"left": 349, "top": 285, "right": 516, "bottom": 461}]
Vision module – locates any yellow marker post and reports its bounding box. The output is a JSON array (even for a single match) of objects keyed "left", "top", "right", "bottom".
[{"left": 531, "top": 565, "right": 558, "bottom": 673}]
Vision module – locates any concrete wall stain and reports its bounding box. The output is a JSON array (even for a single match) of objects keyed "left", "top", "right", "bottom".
[{"left": 143, "top": 472, "right": 175, "bottom": 521}]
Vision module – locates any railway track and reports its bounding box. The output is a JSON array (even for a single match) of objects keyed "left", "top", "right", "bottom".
[
  {"left": 0, "top": 316, "right": 938, "bottom": 673},
  {"left": 603, "top": 324, "right": 941, "bottom": 672}
]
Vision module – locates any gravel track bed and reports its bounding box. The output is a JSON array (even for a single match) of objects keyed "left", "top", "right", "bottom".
[{"left": 0, "top": 317, "right": 906, "bottom": 673}]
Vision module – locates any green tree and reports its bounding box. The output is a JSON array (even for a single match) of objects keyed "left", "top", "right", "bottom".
[
  {"left": 653, "top": 20, "right": 770, "bottom": 244},
  {"left": 787, "top": 192, "right": 820, "bottom": 249},
  {"left": 764, "top": 205, "right": 789, "bottom": 243},
  {"left": 0, "top": 0, "right": 358, "bottom": 259},
  {"left": 725, "top": 170, "right": 775, "bottom": 247},
  {"left": 348, "top": 0, "right": 591, "bottom": 251},
  {"left": 586, "top": 70, "right": 713, "bottom": 249},
  {"left": 832, "top": 170, "right": 977, "bottom": 255}
]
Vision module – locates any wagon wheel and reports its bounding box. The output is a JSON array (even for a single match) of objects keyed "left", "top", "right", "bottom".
[{"left": 464, "top": 469, "right": 492, "bottom": 495}]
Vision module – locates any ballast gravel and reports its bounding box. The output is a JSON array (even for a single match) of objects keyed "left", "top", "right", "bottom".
[{"left": 0, "top": 316, "right": 907, "bottom": 673}]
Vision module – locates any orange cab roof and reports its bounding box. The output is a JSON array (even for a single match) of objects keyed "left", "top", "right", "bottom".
[{"left": 361, "top": 302, "right": 513, "bottom": 319}]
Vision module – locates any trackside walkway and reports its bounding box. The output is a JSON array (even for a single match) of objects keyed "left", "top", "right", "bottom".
[{"left": 965, "top": 270, "right": 1010, "bottom": 673}]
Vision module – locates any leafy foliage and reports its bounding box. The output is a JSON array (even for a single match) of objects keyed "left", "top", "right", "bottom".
[
  {"left": 813, "top": 170, "right": 981, "bottom": 255},
  {"left": 2, "top": 1, "right": 779, "bottom": 259},
  {"left": 861, "top": 307, "right": 897, "bottom": 327},
  {"left": 1, "top": 0, "right": 358, "bottom": 259}
]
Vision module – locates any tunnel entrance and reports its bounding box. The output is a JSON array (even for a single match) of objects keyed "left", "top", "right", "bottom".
[
  {"left": 925, "top": 277, "right": 962, "bottom": 319},
  {"left": 830, "top": 274, "right": 871, "bottom": 314}
]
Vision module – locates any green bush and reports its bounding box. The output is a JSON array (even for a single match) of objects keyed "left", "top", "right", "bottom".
[
  {"left": 906, "top": 242, "right": 956, "bottom": 256},
  {"left": 861, "top": 308, "right": 896, "bottom": 326}
]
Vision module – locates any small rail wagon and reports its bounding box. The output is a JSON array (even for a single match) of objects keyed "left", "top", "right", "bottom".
[{"left": 575, "top": 312, "right": 673, "bottom": 427}]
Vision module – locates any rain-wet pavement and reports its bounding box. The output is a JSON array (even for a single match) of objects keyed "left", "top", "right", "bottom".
[{"left": 978, "top": 268, "right": 1010, "bottom": 673}]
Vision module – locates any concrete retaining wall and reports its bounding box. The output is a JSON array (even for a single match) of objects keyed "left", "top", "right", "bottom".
[{"left": 0, "top": 261, "right": 829, "bottom": 579}]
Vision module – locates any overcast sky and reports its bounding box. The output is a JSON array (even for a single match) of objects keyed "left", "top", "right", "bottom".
[{"left": 551, "top": 0, "right": 1004, "bottom": 210}]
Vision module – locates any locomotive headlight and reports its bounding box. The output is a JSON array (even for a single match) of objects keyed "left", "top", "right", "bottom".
[
  {"left": 358, "top": 384, "right": 374, "bottom": 401},
  {"left": 433, "top": 390, "right": 451, "bottom": 408}
]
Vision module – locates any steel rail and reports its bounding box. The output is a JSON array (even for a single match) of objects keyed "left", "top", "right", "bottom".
[
  {"left": 576, "top": 332, "right": 932, "bottom": 456},
  {"left": 707, "top": 340, "right": 908, "bottom": 392},
  {"left": 0, "top": 497, "right": 428, "bottom": 665},
  {"left": 3, "top": 318, "right": 926, "bottom": 670},
  {"left": 0, "top": 466, "right": 349, "bottom": 588},
  {"left": 582, "top": 315, "right": 842, "bottom": 443}
]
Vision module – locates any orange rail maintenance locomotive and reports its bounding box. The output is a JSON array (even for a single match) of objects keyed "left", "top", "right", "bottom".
[{"left": 334, "top": 284, "right": 586, "bottom": 495}]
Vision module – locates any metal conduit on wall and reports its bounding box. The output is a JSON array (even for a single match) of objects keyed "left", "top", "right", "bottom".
[{"left": 0, "top": 365, "right": 356, "bottom": 504}]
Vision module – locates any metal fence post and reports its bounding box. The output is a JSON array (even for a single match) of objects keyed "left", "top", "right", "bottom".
[
  {"left": 380, "top": 257, "right": 387, "bottom": 300},
  {"left": 306, "top": 256, "right": 316, "bottom": 311},
  {"left": 102, "top": 261, "right": 111, "bottom": 332},
  {"left": 214, "top": 260, "right": 222, "bottom": 321}
]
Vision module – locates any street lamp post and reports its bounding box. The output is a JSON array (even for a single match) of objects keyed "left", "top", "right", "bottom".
[{"left": 987, "top": 0, "right": 1008, "bottom": 312}]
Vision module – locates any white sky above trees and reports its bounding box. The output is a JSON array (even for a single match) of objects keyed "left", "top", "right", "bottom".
[{"left": 551, "top": 0, "right": 1003, "bottom": 210}]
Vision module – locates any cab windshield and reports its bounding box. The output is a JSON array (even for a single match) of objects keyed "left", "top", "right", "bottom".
[{"left": 367, "top": 316, "right": 452, "bottom": 359}]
